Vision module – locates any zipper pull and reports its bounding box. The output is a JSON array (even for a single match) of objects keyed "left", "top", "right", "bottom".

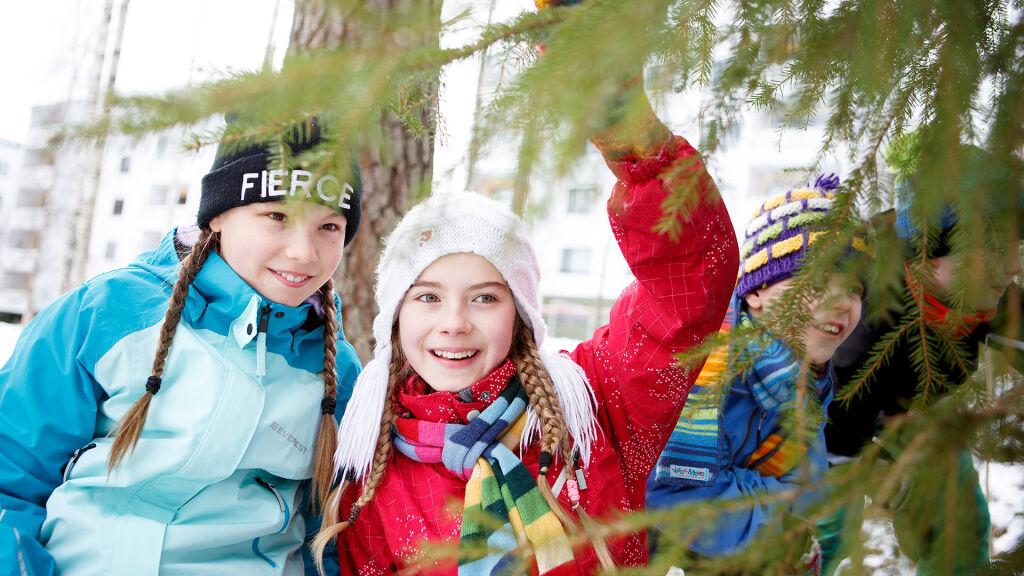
[
  {"left": 256, "top": 303, "right": 271, "bottom": 381},
  {"left": 756, "top": 411, "right": 767, "bottom": 447},
  {"left": 61, "top": 443, "right": 97, "bottom": 483},
  {"left": 254, "top": 476, "right": 286, "bottom": 512},
  {"left": 573, "top": 451, "right": 588, "bottom": 490}
]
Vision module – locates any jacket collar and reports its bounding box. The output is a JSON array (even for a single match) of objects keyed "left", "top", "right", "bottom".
[
  {"left": 143, "top": 229, "right": 321, "bottom": 342},
  {"left": 187, "top": 250, "right": 317, "bottom": 339}
]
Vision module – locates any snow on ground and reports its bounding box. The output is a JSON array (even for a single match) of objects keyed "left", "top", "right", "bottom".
[
  {"left": 846, "top": 461, "right": 1023, "bottom": 575},
  {"left": 981, "top": 460, "right": 1024, "bottom": 555},
  {"left": 0, "top": 321, "right": 1022, "bottom": 570}
]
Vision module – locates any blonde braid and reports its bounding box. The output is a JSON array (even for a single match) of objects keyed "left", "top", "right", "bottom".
[
  {"left": 511, "top": 320, "right": 614, "bottom": 570},
  {"left": 310, "top": 475, "right": 350, "bottom": 576},
  {"left": 311, "top": 278, "right": 340, "bottom": 513},
  {"left": 108, "top": 229, "right": 219, "bottom": 471},
  {"left": 311, "top": 330, "right": 405, "bottom": 573}
]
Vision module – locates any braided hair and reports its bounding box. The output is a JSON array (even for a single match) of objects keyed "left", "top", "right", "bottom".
[
  {"left": 311, "top": 317, "right": 612, "bottom": 572},
  {"left": 311, "top": 330, "right": 406, "bottom": 573},
  {"left": 108, "top": 229, "right": 220, "bottom": 470},
  {"left": 508, "top": 317, "right": 613, "bottom": 570}
]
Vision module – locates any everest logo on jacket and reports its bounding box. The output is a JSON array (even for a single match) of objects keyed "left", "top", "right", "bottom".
[{"left": 241, "top": 169, "right": 354, "bottom": 209}]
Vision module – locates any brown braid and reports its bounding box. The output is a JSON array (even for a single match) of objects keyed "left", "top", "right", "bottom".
[
  {"left": 311, "top": 278, "right": 340, "bottom": 513},
  {"left": 108, "top": 229, "right": 220, "bottom": 471},
  {"left": 311, "top": 329, "right": 405, "bottom": 572},
  {"left": 510, "top": 318, "right": 614, "bottom": 570}
]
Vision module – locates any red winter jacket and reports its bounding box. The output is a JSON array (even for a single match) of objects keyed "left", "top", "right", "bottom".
[{"left": 336, "top": 131, "right": 739, "bottom": 575}]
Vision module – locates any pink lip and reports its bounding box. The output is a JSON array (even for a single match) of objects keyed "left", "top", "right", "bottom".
[
  {"left": 270, "top": 269, "right": 314, "bottom": 288},
  {"left": 429, "top": 348, "right": 481, "bottom": 367},
  {"left": 815, "top": 322, "right": 846, "bottom": 337}
]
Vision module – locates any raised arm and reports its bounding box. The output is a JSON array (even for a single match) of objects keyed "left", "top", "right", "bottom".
[{"left": 570, "top": 84, "right": 739, "bottom": 480}]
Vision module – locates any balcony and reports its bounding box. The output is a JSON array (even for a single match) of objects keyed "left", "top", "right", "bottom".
[
  {"left": 5, "top": 207, "right": 46, "bottom": 230},
  {"left": 0, "top": 248, "right": 39, "bottom": 273}
]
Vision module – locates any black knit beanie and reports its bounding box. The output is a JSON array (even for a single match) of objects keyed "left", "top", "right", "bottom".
[{"left": 197, "top": 117, "right": 363, "bottom": 245}]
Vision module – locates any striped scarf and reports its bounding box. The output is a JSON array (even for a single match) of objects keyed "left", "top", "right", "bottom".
[
  {"left": 393, "top": 378, "right": 576, "bottom": 575},
  {"left": 654, "top": 301, "right": 827, "bottom": 484}
]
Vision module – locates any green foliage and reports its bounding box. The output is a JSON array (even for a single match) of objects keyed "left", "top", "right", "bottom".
[{"left": 79, "top": 0, "right": 1024, "bottom": 572}]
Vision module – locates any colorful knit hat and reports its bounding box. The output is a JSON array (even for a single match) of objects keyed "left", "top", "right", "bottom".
[
  {"left": 198, "top": 116, "right": 363, "bottom": 245},
  {"left": 894, "top": 145, "right": 1024, "bottom": 258},
  {"left": 737, "top": 174, "right": 849, "bottom": 298},
  {"left": 332, "top": 191, "right": 599, "bottom": 481}
]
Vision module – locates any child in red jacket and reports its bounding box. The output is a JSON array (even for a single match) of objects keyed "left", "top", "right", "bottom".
[{"left": 313, "top": 89, "right": 738, "bottom": 574}]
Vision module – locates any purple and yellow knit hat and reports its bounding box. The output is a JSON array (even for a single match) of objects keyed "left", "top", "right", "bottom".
[{"left": 737, "top": 174, "right": 854, "bottom": 298}]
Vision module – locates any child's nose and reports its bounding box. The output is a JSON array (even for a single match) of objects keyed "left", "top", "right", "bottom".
[
  {"left": 439, "top": 303, "right": 472, "bottom": 334},
  {"left": 285, "top": 229, "right": 317, "bottom": 263},
  {"left": 826, "top": 288, "right": 855, "bottom": 311}
]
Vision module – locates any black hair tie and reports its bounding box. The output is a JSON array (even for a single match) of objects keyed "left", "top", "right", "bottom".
[
  {"left": 321, "top": 396, "right": 336, "bottom": 415},
  {"left": 145, "top": 376, "right": 162, "bottom": 395},
  {"left": 538, "top": 450, "right": 554, "bottom": 474}
]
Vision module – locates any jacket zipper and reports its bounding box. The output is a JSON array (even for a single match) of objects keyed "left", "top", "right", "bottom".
[
  {"left": 61, "top": 443, "right": 97, "bottom": 483},
  {"left": 251, "top": 476, "right": 291, "bottom": 567},
  {"left": 255, "top": 303, "right": 271, "bottom": 381},
  {"left": 731, "top": 410, "right": 760, "bottom": 466}
]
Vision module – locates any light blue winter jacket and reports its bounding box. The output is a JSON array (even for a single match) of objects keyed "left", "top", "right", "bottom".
[{"left": 0, "top": 229, "right": 359, "bottom": 576}]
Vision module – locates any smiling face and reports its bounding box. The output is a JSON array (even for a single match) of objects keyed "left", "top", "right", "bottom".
[
  {"left": 745, "top": 274, "right": 863, "bottom": 365},
  {"left": 928, "top": 246, "right": 1022, "bottom": 313},
  {"left": 209, "top": 201, "right": 347, "bottom": 307},
  {"left": 397, "top": 252, "right": 518, "bottom": 393}
]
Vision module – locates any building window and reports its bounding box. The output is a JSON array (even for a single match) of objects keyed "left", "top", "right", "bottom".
[
  {"left": 560, "top": 247, "right": 591, "bottom": 275},
  {"left": 112, "top": 198, "right": 124, "bottom": 215},
  {"left": 105, "top": 241, "right": 116, "bottom": 260},
  {"left": 567, "top": 187, "right": 597, "bottom": 214},
  {"left": 16, "top": 188, "right": 47, "bottom": 208},
  {"left": 0, "top": 161, "right": 7, "bottom": 176},
  {"left": 176, "top": 187, "right": 189, "bottom": 205},
  {"left": 9, "top": 230, "right": 35, "bottom": 249},
  {"left": 120, "top": 156, "right": 131, "bottom": 173}
]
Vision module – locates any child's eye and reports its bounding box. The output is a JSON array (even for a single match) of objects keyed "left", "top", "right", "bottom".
[
  {"left": 474, "top": 294, "right": 497, "bottom": 304},
  {"left": 266, "top": 212, "right": 287, "bottom": 222},
  {"left": 415, "top": 293, "right": 440, "bottom": 304},
  {"left": 321, "top": 222, "right": 341, "bottom": 232},
  {"left": 849, "top": 283, "right": 865, "bottom": 297}
]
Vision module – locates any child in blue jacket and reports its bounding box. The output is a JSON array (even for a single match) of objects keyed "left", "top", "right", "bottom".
[
  {"left": 647, "top": 176, "right": 869, "bottom": 573},
  {"left": 0, "top": 118, "right": 360, "bottom": 575}
]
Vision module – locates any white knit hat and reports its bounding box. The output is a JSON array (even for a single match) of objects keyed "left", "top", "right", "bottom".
[{"left": 333, "top": 191, "right": 598, "bottom": 481}]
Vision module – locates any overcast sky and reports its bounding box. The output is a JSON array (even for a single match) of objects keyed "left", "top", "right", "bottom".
[
  {"left": 0, "top": 0, "right": 534, "bottom": 195},
  {"left": 0, "top": 0, "right": 289, "bottom": 143}
]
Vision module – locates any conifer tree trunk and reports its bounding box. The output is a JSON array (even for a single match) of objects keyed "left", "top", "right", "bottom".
[{"left": 288, "top": 0, "right": 439, "bottom": 360}]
